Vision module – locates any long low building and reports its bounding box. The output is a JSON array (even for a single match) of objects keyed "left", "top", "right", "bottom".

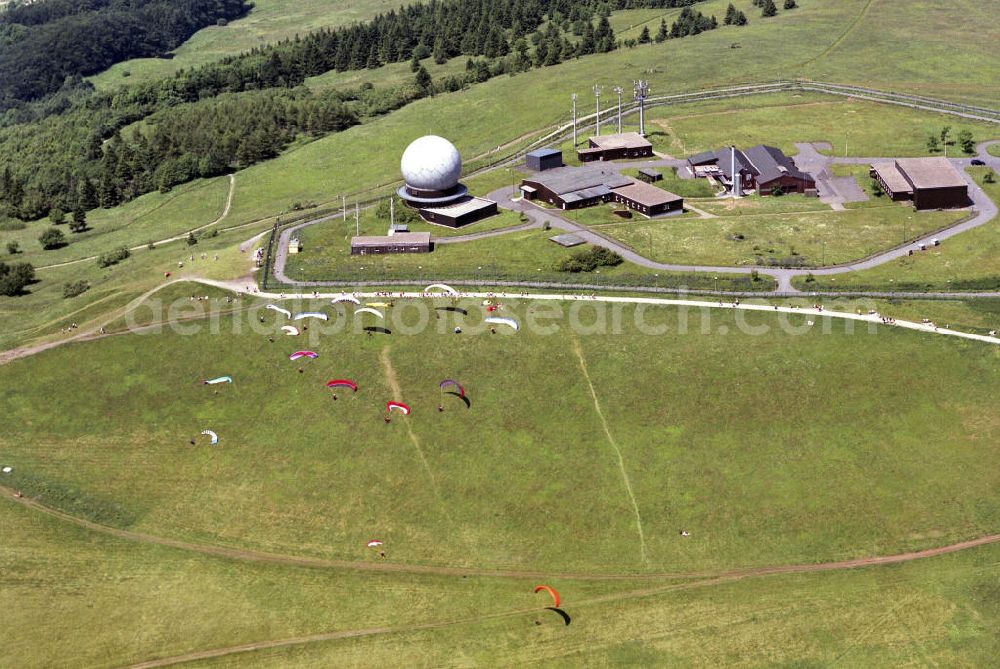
[
  {"left": 870, "top": 157, "right": 968, "bottom": 209},
  {"left": 350, "top": 232, "right": 431, "bottom": 255},
  {"left": 610, "top": 179, "right": 683, "bottom": 216},
  {"left": 419, "top": 196, "right": 497, "bottom": 228},
  {"left": 578, "top": 132, "right": 653, "bottom": 162},
  {"left": 520, "top": 165, "right": 683, "bottom": 216},
  {"left": 521, "top": 166, "right": 632, "bottom": 210}
]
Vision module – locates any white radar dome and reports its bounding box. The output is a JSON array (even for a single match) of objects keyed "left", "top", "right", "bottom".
[{"left": 400, "top": 135, "right": 462, "bottom": 192}]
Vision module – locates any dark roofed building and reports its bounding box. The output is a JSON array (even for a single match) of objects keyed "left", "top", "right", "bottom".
[
  {"left": 687, "top": 145, "right": 815, "bottom": 195},
  {"left": 637, "top": 168, "right": 662, "bottom": 183},
  {"left": 521, "top": 165, "right": 631, "bottom": 209},
  {"left": 578, "top": 132, "right": 653, "bottom": 162},
  {"left": 419, "top": 196, "right": 498, "bottom": 228},
  {"left": 521, "top": 165, "right": 682, "bottom": 216},
  {"left": 525, "top": 148, "right": 563, "bottom": 172},
  {"left": 743, "top": 145, "right": 816, "bottom": 195},
  {"left": 870, "top": 158, "right": 968, "bottom": 209},
  {"left": 351, "top": 232, "right": 431, "bottom": 255},
  {"left": 611, "top": 180, "right": 683, "bottom": 216}
]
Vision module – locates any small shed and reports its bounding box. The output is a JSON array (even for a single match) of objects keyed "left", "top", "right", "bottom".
[
  {"left": 288, "top": 238, "right": 302, "bottom": 254},
  {"left": 388, "top": 223, "right": 409, "bottom": 235},
  {"left": 526, "top": 148, "right": 564, "bottom": 172},
  {"left": 637, "top": 168, "right": 662, "bottom": 183}
]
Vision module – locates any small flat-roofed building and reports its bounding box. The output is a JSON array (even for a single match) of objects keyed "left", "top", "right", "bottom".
[
  {"left": 351, "top": 232, "right": 431, "bottom": 255},
  {"left": 611, "top": 180, "right": 684, "bottom": 217},
  {"left": 637, "top": 168, "right": 662, "bottom": 183},
  {"left": 871, "top": 157, "right": 968, "bottom": 210},
  {"left": 578, "top": 132, "right": 653, "bottom": 162},
  {"left": 288, "top": 238, "right": 302, "bottom": 254},
  {"left": 418, "top": 196, "right": 497, "bottom": 228},
  {"left": 521, "top": 165, "right": 631, "bottom": 209},
  {"left": 525, "top": 148, "right": 563, "bottom": 172},
  {"left": 549, "top": 233, "right": 586, "bottom": 247}
]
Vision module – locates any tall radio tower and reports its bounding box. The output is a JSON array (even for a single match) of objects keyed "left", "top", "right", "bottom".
[
  {"left": 593, "top": 85, "right": 602, "bottom": 136},
  {"left": 571, "top": 93, "right": 577, "bottom": 146},
  {"left": 613, "top": 86, "right": 623, "bottom": 133},
  {"left": 633, "top": 80, "right": 650, "bottom": 137}
]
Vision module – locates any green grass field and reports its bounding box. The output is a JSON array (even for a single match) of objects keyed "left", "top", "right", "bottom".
[
  {"left": 3, "top": 301, "right": 999, "bottom": 573},
  {"left": 5, "top": 486, "right": 999, "bottom": 668},
  {"left": 582, "top": 204, "right": 962, "bottom": 267},
  {"left": 796, "top": 168, "right": 1000, "bottom": 290},
  {"left": 3, "top": 296, "right": 1000, "bottom": 665},
  {"left": 285, "top": 214, "right": 646, "bottom": 283},
  {"left": 649, "top": 93, "right": 997, "bottom": 158}
]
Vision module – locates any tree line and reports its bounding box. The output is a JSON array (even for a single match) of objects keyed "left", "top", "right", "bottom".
[{"left": 0, "top": 0, "right": 251, "bottom": 109}]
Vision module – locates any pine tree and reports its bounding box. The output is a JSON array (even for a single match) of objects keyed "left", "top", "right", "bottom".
[
  {"left": 638, "top": 25, "right": 651, "bottom": 44},
  {"left": 761, "top": 0, "right": 778, "bottom": 17},
  {"left": 414, "top": 65, "right": 433, "bottom": 96},
  {"left": 783, "top": 0, "right": 797, "bottom": 8},
  {"left": 655, "top": 19, "right": 668, "bottom": 43},
  {"left": 735, "top": 10, "right": 749, "bottom": 25},
  {"left": 725, "top": 3, "right": 737, "bottom": 24}
]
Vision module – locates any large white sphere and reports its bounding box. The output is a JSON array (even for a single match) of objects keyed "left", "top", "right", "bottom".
[{"left": 400, "top": 135, "right": 462, "bottom": 192}]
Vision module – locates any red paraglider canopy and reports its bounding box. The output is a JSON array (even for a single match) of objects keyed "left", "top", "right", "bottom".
[
  {"left": 386, "top": 401, "right": 410, "bottom": 415},
  {"left": 534, "top": 585, "right": 560, "bottom": 608},
  {"left": 438, "top": 379, "right": 465, "bottom": 397},
  {"left": 326, "top": 379, "right": 358, "bottom": 391}
]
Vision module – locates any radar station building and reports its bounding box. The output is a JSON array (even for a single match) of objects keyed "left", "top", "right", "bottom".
[
  {"left": 870, "top": 157, "right": 969, "bottom": 209},
  {"left": 521, "top": 165, "right": 683, "bottom": 217},
  {"left": 392, "top": 134, "right": 498, "bottom": 228},
  {"left": 577, "top": 132, "right": 654, "bottom": 162},
  {"left": 525, "top": 148, "right": 564, "bottom": 172},
  {"left": 687, "top": 145, "right": 816, "bottom": 195}
]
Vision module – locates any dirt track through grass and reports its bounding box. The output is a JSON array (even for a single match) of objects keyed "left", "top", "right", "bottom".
[
  {"left": 379, "top": 345, "right": 445, "bottom": 509},
  {"left": 572, "top": 337, "right": 649, "bottom": 566}
]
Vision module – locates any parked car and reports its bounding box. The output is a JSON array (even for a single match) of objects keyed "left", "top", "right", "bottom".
[{"left": 971, "top": 159, "right": 986, "bottom": 165}]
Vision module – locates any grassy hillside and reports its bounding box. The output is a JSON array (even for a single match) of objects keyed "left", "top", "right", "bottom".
[
  {"left": 2, "top": 302, "right": 999, "bottom": 573},
  {"left": 4, "top": 488, "right": 999, "bottom": 668},
  {"left": 87, "top": 0, "right": 401, "bottom": 90}
]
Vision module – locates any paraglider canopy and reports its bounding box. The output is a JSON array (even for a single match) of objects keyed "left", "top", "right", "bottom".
[
  {"left": 281, "top": 325, "right": 299, "bottom": 336},
  {"left": 386, "top": 401, "right": 411, "bottom": 415},
  {"left": 331, "top": 295, "right": 361, "bottom": 305},
  {"left": 266, "top": 304, "right": 292, "bottom": 319},
  {"left": 366, "top": 540, "right": 383, "bottom": 548},
  {"left": 326, "top": 379, "right": 358, "bottom": 392},
  {"left": 424, "top": 283, "right": 459, "bottom": 296},
  {"left": 294, "top": 312, "right": 329, "bottom": 321},
  {"left": 534, "top": 585, "right": 560, "bottom": 608},
  {"left": 355, "top": 307, "right": 385, "bottom": 320},
  {"left": 200, "top": 430, "right": 219, "bottom": 445},
  {"left": 289, "top": 351, "right": 319, "bottom": 360},
  {"left": 204, "top": 376, "right": 233, "bottom": 385},
  {"left": 485, "top": 317, "right": 519, "bottom": 332},
  {"left": 439, "top": 379, "right": 465, "bottom": 397}
]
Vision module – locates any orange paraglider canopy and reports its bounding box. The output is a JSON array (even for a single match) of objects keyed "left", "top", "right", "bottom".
[{"left": 534, "top": 585, "right": 560, "bottom": 608}]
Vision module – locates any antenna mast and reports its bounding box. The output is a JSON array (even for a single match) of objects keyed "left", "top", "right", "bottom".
[
  {"left": 571, "top": 93, "right": 577, "bottom": 146},
  {"left": 593, "top": 85, "right": 602, "bottom": 136},
  {"left": 633, "top": 80, "right": 649, "bottom": 137},
  {"left": 613, "top": 86, "right": 623, "bottom": 133}
]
